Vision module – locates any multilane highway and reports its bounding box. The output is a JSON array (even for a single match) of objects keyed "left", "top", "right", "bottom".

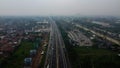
[
  {"left": 75, "top": 24, "right": 120, "bottom": 46},
  {"left": 44, "top": 19, "right": 69, "bottom": 68}
]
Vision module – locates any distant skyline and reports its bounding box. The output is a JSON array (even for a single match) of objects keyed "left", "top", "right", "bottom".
[{"left": 0, "top": 0, "right": 120, "bottom": 16}]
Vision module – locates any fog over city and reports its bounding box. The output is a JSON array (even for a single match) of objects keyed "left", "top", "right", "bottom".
[
  {"left": 0, "top": 0, "right": 120, "bottom": 68},
  {"left": 0, "top": 0, "right": 120, "bottom": 16}
]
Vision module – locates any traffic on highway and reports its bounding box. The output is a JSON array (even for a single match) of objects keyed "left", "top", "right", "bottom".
[{"left": 44, "top": 18, "right": 69, "bottom": 68}]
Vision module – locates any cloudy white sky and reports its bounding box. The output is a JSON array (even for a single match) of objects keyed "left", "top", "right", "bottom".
[{"left": 0, "top": 0, "right": 120, "bottom": 16}]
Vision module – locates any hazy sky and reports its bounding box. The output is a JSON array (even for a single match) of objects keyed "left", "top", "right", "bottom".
[{"left": 0, "top": 0, "right": 120, "bottom": 16}]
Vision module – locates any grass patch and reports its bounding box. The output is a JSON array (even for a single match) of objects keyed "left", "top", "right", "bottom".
[
  {"left": 2, "top": 40, "right": 34, "bottom": 68},
  {"left": 39, "top": 44, "right": 48, "bottom": 68},
  {"left": 72, "top": 46, "right": 120, "bottom": 68},
  {"left": 74, "top": 46, "right": 118, "bottom": 56}
]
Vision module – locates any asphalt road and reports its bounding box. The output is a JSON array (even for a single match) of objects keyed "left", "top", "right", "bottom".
[
  {"left": 44, "top": 18, "right": 70, "bottom": 68},
  {"left": 75, "top": 24, "right": 120, "bottom": 46}
]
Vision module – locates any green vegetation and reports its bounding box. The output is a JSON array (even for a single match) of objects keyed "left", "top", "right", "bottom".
[
  {"left": 72, "top": 46, "right": 120, "bottom": 68},
  {"left": 39, "top": 44, "right": 48, "bottom": 68},
  {"left": 2, "top": 40, "right": 35, "bottom": 68},
  {"left": 56, "top": 20, "right": 120, "bottom": 68},
  {"left": 74, "top": 46, "right": 117, "bottom": 55}
]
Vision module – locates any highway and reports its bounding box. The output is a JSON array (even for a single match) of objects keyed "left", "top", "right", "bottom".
[
  {"left": 75, "top": 24, "right": 120, "bottom": 46},
  {"left": 44, "top": 18, "right": 69, "bottom": 68}
]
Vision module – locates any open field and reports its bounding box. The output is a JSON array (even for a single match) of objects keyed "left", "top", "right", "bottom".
[{"left": 72, "top": 46, "right": 120, "bottom": 68}]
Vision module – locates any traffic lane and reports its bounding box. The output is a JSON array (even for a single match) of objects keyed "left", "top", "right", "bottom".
[
  {"left": 51, "top": 26, "right": 57, "bottom": 68},
  {"left": 56, "top": 28, "right": 67, "bottom": 68}
]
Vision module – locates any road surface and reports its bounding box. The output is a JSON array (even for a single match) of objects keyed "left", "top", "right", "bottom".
[
  {"left": 44, "top": 18, "right": 70, "bottom": 68},
  {"left": 75, "top": 24, "right": 120, "bottom": 46}
]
